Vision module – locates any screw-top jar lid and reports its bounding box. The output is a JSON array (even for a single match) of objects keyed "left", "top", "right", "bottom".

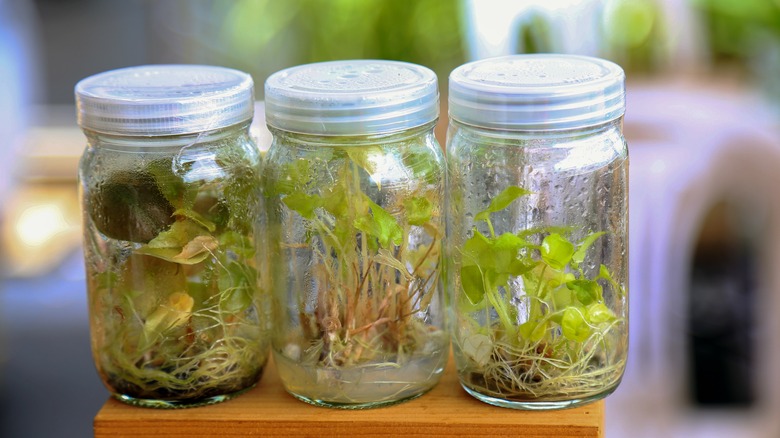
[
  {"left": 449, "top": 54, "right": 625, "bottom": 131},
  {"left": 75, "top": 65, "right": 254, "bottom": 136},
  {"left": 264, "top": 60, "right": 439, "bottom": 136}
]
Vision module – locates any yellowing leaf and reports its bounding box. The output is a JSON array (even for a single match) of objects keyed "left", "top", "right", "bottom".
[
  {"left": 175, "top": 235, "right": 219, "bottom": 260},
  {"left": 462, "top": 333, "right": 493, "bottom": 367},
  {"left": 143, "top": 291, "right": 194, "bottom": 343},
  {"left": 375, "top": 248, "right": 413, "bottom": 281},
  {"left": 135, "top": 247, "right": 211, "bottom": 265}
]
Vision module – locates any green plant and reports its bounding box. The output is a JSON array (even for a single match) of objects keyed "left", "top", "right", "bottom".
[
  {"left": 456, "top": 186, "right": 626, "bottom": 401},
  {"left": 270, "top": 142, "right": 446, "bottom": 399},
  {"left": 85, "top": 142, "right": 267, "bottom": 406}
]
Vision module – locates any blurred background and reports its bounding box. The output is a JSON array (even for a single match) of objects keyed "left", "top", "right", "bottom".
[{"left": 3, "top": 0, "right": 780, "bottom": 436}]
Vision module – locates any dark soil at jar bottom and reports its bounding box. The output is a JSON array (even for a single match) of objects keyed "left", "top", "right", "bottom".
[{"left": 107, "top": 366, "right": 264, "bottom": 404}]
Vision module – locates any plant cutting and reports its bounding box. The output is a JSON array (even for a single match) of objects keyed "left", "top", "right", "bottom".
[
  {"left": 268, "top": 140, "right": 447, "bottom": 407},
  {"left": 454, "top": 185, "right": 627, "bottom": 404},
  {"left": 84, "top": 142, "right": 268, "bottom": 407}
]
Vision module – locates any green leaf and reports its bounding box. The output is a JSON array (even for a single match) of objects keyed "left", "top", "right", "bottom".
[
  {"left": 519, "top": 319, "right": 548, "bottom": 342},
  {"left": 561, "top": 307, "right": 591, "bottom": 342},
  {"left": 321, "top": 184, "right": 349, "bottom": 219},
  {"left": 283, "top": 192, "right": 324, "bottom": 219},
  {"left": 474, "top": 186, "right": 532, "bottom": 222},
  {"left": 462, "top": 230, "right": 533, "bottom": 274},
  {"left": 404, "top": 196, "right": 433, "bottom": 226},
  {"left": 552, "top": 288, "right": 573, "bottom": 308},
  {"left": 490, "top": 233, "right": 535, "bottom": 276},
  {"left": 460, "top": 265, "right": 486, "bottom": 305},
  {"left": 566, "top": 279, "right": 603, "bottom": 305},
  {"left": 219, "top": 231, "right": 256, "bottom": 258},
  {"left": 598, "top": 264, "right": 626, "bottom": 297},
  {"left": 136, "top": 239, "right": 215, "bottom": 265},
  {"left": 461, "top": 230, "right": 492, "bottom": 267},
  {"left": 218, "top": 262, "right": 256, "bottom": 313},
  {"left": 572, "top": 232, "right": 605, "bottom": 265},
  {"left": 492, "top": 232, "right": 531, "bottom": 251},
  {"left": 172, "top": 208, "right": 217, "bottom": 232},
  {"left": 273, "top": 159, "right": 314, "bottom": 196},
  {"left": 403, "top": 150, "right": 439, "bottom": 184},
  {"left": 541, "top": 233, "right": 575, "bottom": 271},
  {"left": 146, "top": 159, "right": 198, "bottom": 210},
  {"left": 136, "top": 219, "right": 217, "bottom": 265},
  {"left": 548, "top": 272, "right": 575, "bottom": 289},
  {"left": 146, "top": 220, "right": 208, "bottom": 249},
  {"left": 353, "top": 197, "right": 403, "bottom": 248},
  {"left": 586, "top": 303, "right": 616, "bottom": 324},
  {"left": 347, "top": 147, "right": 381, "bottom": 176}
]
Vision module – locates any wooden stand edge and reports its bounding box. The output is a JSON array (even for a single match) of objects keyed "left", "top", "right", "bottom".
[{"left": 95, "top": 355, "right": 604, "bottom": 437}]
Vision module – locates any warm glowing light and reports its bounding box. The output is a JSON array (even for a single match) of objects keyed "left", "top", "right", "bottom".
[{"left": 15, "top": 204, "right": 70, "bottom": 247}]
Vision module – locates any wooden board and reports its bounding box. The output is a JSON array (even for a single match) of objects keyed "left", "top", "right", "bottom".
[{"left": 95, "top": 355, "right": 604, "bottom": 437}]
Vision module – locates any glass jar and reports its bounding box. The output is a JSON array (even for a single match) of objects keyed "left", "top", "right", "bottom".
[
  {"left": 264, "top": 60, "right": 447, "bottom": 409},
  {"left": 446, "top": 55, "right": 628, "bottom": 409},
  {"left": 76, "top": 65, "right": 269, "bottom": 408}
]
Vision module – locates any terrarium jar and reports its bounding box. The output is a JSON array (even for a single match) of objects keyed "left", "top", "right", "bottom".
[
  {"left": 446, "top": 55, "right": 629, "bottom": 410},
  {"left": 76, "top": 65, "right": 269, "bottom": 408},
  {"left": 264, "top": 60, "right": 447, "bottom": 409}
]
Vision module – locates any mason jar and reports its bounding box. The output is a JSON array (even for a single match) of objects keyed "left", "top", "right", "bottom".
[
  {"left": 446, "top": 55, "right": 628, "bottom": 410},
  {"left": 76, "top": 65, "right": 269, "bottom": 408},
  {"left": 264, "top": 60, "right": 447, "bottom": 409}
]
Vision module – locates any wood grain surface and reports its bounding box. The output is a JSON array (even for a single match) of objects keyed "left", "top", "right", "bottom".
[{"left": 95, "top": 354, "right": 604, "bottom": 437}]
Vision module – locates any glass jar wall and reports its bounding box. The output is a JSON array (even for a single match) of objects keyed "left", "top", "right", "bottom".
[
  {"left": 76, "top": 65, "right": 269, "bottom": 408},
  {"left": 264, "top": 60, "right": 447, "bottom": 409},
  {"left": 446, "top": 55, "right": 629, "bottom": 410}
]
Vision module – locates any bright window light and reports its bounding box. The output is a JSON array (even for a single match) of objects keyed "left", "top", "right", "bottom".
[{"left": 15, "top": 204, "right": 70, "bottom": 247}]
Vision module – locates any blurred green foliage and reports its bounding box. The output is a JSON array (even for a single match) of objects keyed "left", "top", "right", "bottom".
[
  {"left": 216, "top": 0, "right": 465, "bottom": 97},
  {"left": 599, "top": 0, "right": 665, "bottom": 74},
  {"left": 692, "top": 0, "right": 780, "bottom": 98},
  {"left": 692, "top": 0, "right": 780, "bottom": 61}
]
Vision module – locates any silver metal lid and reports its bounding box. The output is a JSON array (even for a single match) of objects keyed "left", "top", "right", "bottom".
[
  {"left": 264, "top": 60, "right": 439, "bottom": 135},
  {"left": 75, "top": 64, "right": 254, "bottom": 136},
  {"left": 449, "top": 54, "right": 625, "bottom": 131}
]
